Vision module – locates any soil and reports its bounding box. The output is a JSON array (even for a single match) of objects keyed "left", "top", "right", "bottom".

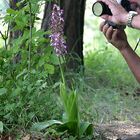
[{"left": 96, "top": 121, "right": 140, "bottom": 140}]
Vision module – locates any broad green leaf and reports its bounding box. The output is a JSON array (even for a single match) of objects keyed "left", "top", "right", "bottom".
[
  {"left": 31, "top": 120, "right": 63, "bottom": 131},
  {"left": 58, "top": 121, "right": 93, "bottom": 137},
  {"left": 0, "top": 88, "right": 7, "bottom": 96},
  {"left": 0, "top": 121, "right": 3, "bottom": 133},
  {"left": 57, "top": 121, "right": 79, "bottom": 136},
  {"left": 79, "top": 122, "right": 93, "bottom": 136}
]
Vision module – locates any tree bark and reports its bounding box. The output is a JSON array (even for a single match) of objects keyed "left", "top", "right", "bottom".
[
  {"left": 61, "top": 0, "right": 86, "bottom": 70},
  {"left": 41, "top": 2, "right": 53, "bottom": 38}
]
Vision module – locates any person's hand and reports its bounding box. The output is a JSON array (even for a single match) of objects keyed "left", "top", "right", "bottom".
[
  {"left": 97, "top": 0, "right": 128, "bottom": 25},
  {"left": 100, "top": 21, "right": 129, "bottom": 51}
]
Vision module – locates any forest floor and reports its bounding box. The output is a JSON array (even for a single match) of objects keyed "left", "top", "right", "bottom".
[
  {"left": 1, "top": 122, "right": 140, "bottom": 140},
  {"left": 96, "top": 121, "right": 140, "bottom": 140}
]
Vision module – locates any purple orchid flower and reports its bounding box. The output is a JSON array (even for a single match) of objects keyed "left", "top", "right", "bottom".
[{"left": 49, "top": 4, "right": 67, "bottom": 56}]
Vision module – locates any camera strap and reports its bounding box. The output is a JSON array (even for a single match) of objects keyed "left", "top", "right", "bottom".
[{"left": 134, "top": 38, "right": 140, "bottom": 51}]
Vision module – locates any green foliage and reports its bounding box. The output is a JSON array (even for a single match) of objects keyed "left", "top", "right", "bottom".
[
  {"left": 58, "top": 70, "right": 93, "bottom": 138},
  {"left": 0, "top": 1, "right": 93, "bottom": 139},
  {"left": 31, "top": 73, "right": 93, "bottom": 139},
  {"left": 0, "top": 0, "right": 62, "bottom": 134},
  {"left": 84, "top": 47, "right": 138, "bottom": 88},
  {"left": 60, "top": 83, "right": 79, "bottom": 123}
]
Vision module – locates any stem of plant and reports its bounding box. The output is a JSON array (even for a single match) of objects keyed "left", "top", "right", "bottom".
[
  {"left": 0, "top": 31, "right": 7, "bottom": 50},
  {"left": 28, "top": 1, "right": 33, "bottom": 78},
  {"left": 58, "top": 56, "right": 65, "bottom": 85}
]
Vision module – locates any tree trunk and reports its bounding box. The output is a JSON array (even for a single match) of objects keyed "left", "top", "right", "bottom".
[
  {"left": 60, "top": 0, "right": 86, "bottom": 70},
  {"left": 41, "top": 2, "right": 53, "bottom": 38}
]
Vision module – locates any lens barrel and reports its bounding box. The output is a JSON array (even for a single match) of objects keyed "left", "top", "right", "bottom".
[{"left": 92, "top": 1, "right": 112, "bottom": 16}]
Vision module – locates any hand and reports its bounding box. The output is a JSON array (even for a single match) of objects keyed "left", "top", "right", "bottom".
[
  {"left": 100, "top": 21, "right": 129, "bottom": 51},
  {"left": 97, "top": 0, "right": 128, "bottom": 25}
]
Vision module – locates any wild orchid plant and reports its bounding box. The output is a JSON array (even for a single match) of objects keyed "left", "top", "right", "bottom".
[{"left": 32, "top": 4, "right": 93, "bottom": 139}]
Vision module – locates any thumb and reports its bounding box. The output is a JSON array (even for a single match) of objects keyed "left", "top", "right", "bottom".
[{"left": 101, "top": 15, "right": 111, "bottom": 21}]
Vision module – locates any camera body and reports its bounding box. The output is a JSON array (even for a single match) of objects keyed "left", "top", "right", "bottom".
[{"left": 92, "top": 0, "right": 132, "bottom": 29}]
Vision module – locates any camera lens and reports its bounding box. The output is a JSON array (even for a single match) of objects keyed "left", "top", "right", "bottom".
[
  {"left": 92, "top": 2, "right": 103, "bottom": 16},
  {"left": 92, "top": 1, "right": 112, "bottom": 16}
]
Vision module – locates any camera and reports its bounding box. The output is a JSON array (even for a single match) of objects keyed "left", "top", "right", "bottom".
[{"left": 92, "top": 0, "right": 132, "bottom": 29}]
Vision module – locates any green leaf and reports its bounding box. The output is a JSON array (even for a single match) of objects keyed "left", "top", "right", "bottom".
[
  {"left": 44, "top": 64, "right": 55, "bottom": 74},
  {"left": 7, "top": 8, "right": 16, "bottom": 15},
  {"left": 0, "top": 88, "right": 7, "bottom": 96},
  {"left": 58, "top": 121, "right": 93, "bottom": 137},
  {"left": 0, "top": 121, "right": 3, "bottom": 133},
  {"left": 79, "top": 122, "right": 93, "bottom": 136},
  {"left": 50, "top": 54, "right": 60, "bottom": 65},
  {"left": 31, "top": 120, "right": 63, "bottom": 131},
  {"left": 68, "top": 90, "right": 79, "bottom": 122},
  {"left": 16, "top": 69, "right": 27, "bottom": 80},
  {"left": 57, "top": 121, "right": 79, "bottom": 136}
]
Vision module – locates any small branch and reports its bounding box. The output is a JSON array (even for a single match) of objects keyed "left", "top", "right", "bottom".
[
  {"left": 28, "top": 1, "right": 33, "bottom": 77},
  {"left": 134, "top": 38, "right": 140, "bottom": 51},
  {"left": 0, "top": 30, "right": 8, "bottom": 50}
]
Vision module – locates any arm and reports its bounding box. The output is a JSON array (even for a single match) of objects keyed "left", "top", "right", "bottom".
[
  {"left": 120, "top": 44, "right": 140, "bottom": 83},
  {"left": 100, "top": 21, "right": 140, "bottom": 83}
]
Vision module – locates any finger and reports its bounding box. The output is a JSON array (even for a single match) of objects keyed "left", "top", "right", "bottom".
[
  {"left": 99, "top": 21, "right": 106, "bottom": 31},
  {"left": 106, "top": 26, "right": 114, "bottom": 40},
  {"left": 102, "top": 24, "right": 109, "bottom": 35},
  {"left": 112, "top": 29, "right": 119, "bottom": 40}
]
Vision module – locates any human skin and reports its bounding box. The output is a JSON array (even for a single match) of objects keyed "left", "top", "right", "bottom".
[
  {"left": 100, "top": 21, "right": 140, "bottom": 83},
  {"left": 97, "top": 0, "right": 140, "bottom": 29}
]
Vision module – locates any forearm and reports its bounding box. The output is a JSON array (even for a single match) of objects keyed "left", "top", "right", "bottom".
[
  {"left": 123, "top": 14, "right": 140, "bottom": 29},
  {"left": 120, "top": 44, "right": 140, "bottom": 83}
]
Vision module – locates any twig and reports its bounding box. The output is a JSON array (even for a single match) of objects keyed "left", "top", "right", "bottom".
[
  {"left": 134, "top": 38, "right": 140, "bottom": 51},
  {"left": 28, "top": 1, "right": 33, "bottom": 78}
]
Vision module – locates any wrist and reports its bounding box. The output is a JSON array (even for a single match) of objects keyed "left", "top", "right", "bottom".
[
  {"left": 119, "top": 42, "right": 131, "bottom": 53},
  {"left": 126, "top": 11, "right": 138, "bottom": 28}
]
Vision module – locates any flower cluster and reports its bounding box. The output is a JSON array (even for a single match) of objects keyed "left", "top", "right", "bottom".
[{"left": 49, "top": 4, "right": 67, "bottom": 56}]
